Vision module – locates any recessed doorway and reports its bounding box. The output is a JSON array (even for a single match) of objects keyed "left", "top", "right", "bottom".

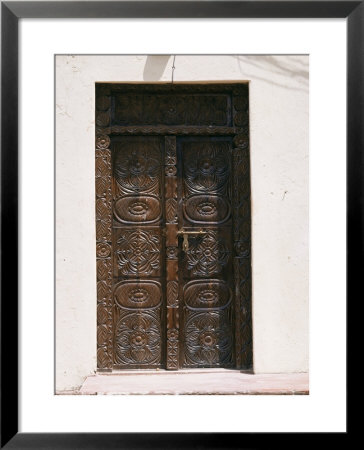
[{"left": 95, "top": 83, "right": 252, "bottom": 371}]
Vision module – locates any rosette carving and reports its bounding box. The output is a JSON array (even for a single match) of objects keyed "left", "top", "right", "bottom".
[
  {"left": 184, "top": 311, "right": 233, "bottom": 366},
  {"left": 115, "top": 229, "right": 161, "bottom": 276},
  {"left": 114, "top": 312, "right": 161, "bottom": 365}
]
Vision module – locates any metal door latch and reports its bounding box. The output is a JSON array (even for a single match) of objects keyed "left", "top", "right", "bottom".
[{"left": 177, "top": 229, "right": 207, "bottom": 251}]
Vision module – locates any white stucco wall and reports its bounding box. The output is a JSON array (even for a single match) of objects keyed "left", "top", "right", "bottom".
[{"left": 56, "top": 55, "right": 309, "bottom": 391}]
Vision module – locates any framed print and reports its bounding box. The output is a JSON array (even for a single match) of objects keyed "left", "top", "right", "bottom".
[{"left": 1, "top": 1, "right": 357, "bottom": 447}]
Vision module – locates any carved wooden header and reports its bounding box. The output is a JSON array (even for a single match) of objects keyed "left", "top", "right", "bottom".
[
  {"left": 96, "top": 83, "right": 248, "bottom": 131},
  {"left": 114, "top": 93, "right": 230, "bottom": 126}
]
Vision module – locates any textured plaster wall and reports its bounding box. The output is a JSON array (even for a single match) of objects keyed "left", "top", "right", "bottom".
[{"left": 56, "top": 55, "right": 309, "bottom": 391}]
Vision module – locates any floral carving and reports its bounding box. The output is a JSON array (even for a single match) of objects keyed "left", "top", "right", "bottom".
[
  {"left": 234, "top": 111, "right": 248, "bottom": 127},
  {"left": 165, "top": 165, "right": 177, "bottom": 176},
  {"left": 114, "top": 142, "right": 161, "bottom": 195},
  {"left": 165, "top": 137, "right": 177, "bottom": 165},
  {"left": 96, "top": 135, "right": 110, "bottom": 149},
  {"left": 167, "top": 340, "right": 179, "bottom": 369},
  {"left": 186, "top": 230, "right": 229, "bottom": 276},
  {"left": 167, "top": 328, "right": 179, "bottom": 341},
  {"left": 95, "top": 133, "right": 112, "bottom": 369},
  {"left": 232, "top": 125, "right": 252, "bottom": 368},
  {"left": 233, "top": 133, "right": 249, "bottom": 149},
  {"left": 234, "top": 240, "right": 250, "bottom": 259},
  {"left": 114, "top": 312, "right": 161, "bottom": 365},
  {"left": 166, "top": 247, "right": 178, "bottom": 259},
  {"left": 183, "top": 142, "right": 230, "bottom": 195},
  {"left": 96, "top": 242, "right": 111, "bottom": 258},
  {"left": 184, "top": 312, "right": 233, "bottom": 366},
  {"left": 116, "top": 229, "right": 160, "bottom": 276}
]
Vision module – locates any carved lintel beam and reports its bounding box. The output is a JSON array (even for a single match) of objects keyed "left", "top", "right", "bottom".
[
  {"left": 96, "top": 125, "right": 243, "bottom": 136},
  {"left": 96, "top": 83, "right": 248, "bottom": 94}
]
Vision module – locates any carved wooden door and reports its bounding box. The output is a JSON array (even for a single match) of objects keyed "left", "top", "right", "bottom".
[
  {"left": 95, "top": 84, "right": 252, "bottom": 371},
  {"left": 176, "top": 137, "right": 235, "bottom": 368},
  {"left": 111, "top": 136, "right": 165, "bottom": 369}
]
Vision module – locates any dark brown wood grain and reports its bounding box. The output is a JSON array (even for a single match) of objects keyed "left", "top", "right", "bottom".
[
  {"left": 164, "top": 136, "right": 180, "bottom": 369},
  {"left": 95, "top": 98, "right": 113, "bottom": 370},
  {"left": 95, "top": 83, "right": 251, "bottom": 370},
  {"left": 111, "top": 136, "right": 164, "bottom": 369},
  {"left": 178, "top": 138, "right": 235, "bottom": 368},
  {"left": 96, "top": 125, "right": 243, "bottom": 136}
]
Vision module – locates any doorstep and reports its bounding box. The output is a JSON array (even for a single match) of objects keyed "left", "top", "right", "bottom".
[{"left": 78, "top": 369, "right": 309, "bottom": 395}]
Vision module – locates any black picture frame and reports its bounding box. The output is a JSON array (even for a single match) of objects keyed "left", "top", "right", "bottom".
[{"left": 1, "top": 1, "right": 356, "bottom": 448}]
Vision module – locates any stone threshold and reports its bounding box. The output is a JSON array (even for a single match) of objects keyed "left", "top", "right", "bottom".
[
  {"left": 97, "top": 368, "right": 254, "bottom": 376},
  {"left": 74, "top": 369, "right": 308, "bottom": 395}
]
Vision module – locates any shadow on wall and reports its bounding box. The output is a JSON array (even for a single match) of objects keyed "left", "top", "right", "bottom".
[
  {"left": 235, "top": 55, "right": 309, "bottom": 92},
  {"left": 143, "top": 55, "right": 172, "bottom": 81},
  {"left": 142, "top": 55, "right": 308, "bottom": 89}
]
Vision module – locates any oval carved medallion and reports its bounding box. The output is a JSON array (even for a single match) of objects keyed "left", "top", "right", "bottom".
[
  {"left": 114, "top": 280, "right": 162, "bottom": 309},
  {"left": 114, "top": 195, "right": 161, "bottom": 224},
  {"left": 183, "top": 195, "right": 230, "bottom": 224},
  {"left": 184, "top": 280, "right": 231, "bottom": 309}
]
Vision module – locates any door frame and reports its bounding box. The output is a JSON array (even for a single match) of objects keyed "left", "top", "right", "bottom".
[{"left": 95, "top": 83, "right": 252, "bottom": 371}]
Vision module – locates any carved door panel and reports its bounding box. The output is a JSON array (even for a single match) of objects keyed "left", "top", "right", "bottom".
[
  {"left": 177, "top": 137, "right": 235, "bottom": 368},
  {"left": 111, "top": 136, "right": 165, "bottom": 369}
]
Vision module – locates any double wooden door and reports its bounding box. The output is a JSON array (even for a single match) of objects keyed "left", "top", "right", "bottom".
[
  {"left": 95, "top": 84, "right": 252, "bottom": 371},
  {"left": 112, "top": 135, "right": 234, "bottom": 369}
]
